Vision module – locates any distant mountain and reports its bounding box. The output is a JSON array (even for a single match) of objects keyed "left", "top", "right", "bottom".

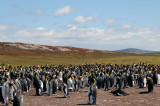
[
  {"left": 116, "top": 48, "right": 158, "bottom": 54},
  {"left": 143, "top": 52, "right": 160, "bottom": 56}
]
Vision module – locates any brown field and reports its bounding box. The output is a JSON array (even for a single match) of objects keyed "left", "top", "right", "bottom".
[{"left": 1, "top": 85, "right": 160, "bottom": 106}]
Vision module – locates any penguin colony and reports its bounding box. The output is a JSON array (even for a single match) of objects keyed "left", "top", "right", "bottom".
[{"left": 0, "top": 62, "right": 160, "bottom": 105}]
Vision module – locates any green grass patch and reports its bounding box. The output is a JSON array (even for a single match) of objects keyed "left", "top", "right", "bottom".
[{"left": 0, "top": 53, "right": 160, "bottom": 66}]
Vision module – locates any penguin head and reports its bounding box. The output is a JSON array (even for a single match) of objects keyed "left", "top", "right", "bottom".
[
  {"left": 117, "top": 77, "right": 120, "bottom": 80},
  {"left": 78, "top": 76, "right": 81, "bottom": 80},
  {"left": 147, "top": 77, "right": 151, "bottom": 80},
  {"left": 91, "top": 78, "right": 96, "bottom": 84},
  {"left": 68, "top": 77, "right": 71, "bottom": 80},
  {"left": 9, "top": 81, "right": 13, "bottom": 87},
  {"left": 72, "top": 77, "right": 74, "bottom": 80},
  {"left": 4, "top": 77, "right": 8, "bottom": 82},
  {"left": 55, "top": 76, "right": 57, "bottom": 81},
  {"left": 17, "top": 90, "right": 22, "bottom": 95}
]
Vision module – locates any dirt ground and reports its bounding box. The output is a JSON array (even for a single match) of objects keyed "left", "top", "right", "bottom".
[{"left": 1, "top": 85, "right": 160, "bottom": 106}]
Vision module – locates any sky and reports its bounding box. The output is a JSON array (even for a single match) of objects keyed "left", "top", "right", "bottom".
[{"left": 0, "top": 0, "right": 160, "bottom": 51}]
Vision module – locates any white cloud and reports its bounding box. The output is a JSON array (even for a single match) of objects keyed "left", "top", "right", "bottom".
[
  {"left": 67, "top": 25, "right": 77, "bottom": 30},
  {"left": 14, "top": 29, "right": 56, "bottom": 38},
  {"left": 0, "top": 24, "right": 17, "bottom": 31},
  {"left": 122, "top": 24, "right": 132, "bottom": 29},
  {"left": 35, "top": 27, "right": 46, "bottom": 30},
  {"left": 0, "top": 25, "right": 9, "bottom": 31},
  {"left": 103, "top": 18, "right": 118, "bottom": 24},
  {"left": 1, "top": 24, "right": 160, "bottom": 50},
  {"left": 54, "top": 6, "right": 73, "bottom": 16},
  {"left": 74, "top": 15, "right": 97, "bottom": 23},
  {"left": 33, "top": 9, "right": 44, "bottom": 14}
]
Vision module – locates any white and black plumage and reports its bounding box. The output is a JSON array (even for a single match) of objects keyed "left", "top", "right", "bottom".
[
  {"left": 147, "top": 77, "right": 154, "bottom": 92},
  {"left": 96, "top": 76, "right": 102, "bottom": 89},
  {"left": 127, "top": 74, "right": 134, "bottom": 87},
  {"left": 63, "top": 74, "right": 68, "bottom": 85},
  {"left": 72, "top": 77, "right": 78, "bottom": 91},
  {"left": 47, "top": 80, "right": 53, "bottom": 96},
  {"left": 20, "top": 78, "right": 28, "bottom": 94},
  {"left": 58, "top": 71, "right": 63, "bottom": 81},
  {"left": 67, "top": 78, "right": 73, "bottom": 90},
  {"left": 26, "top": 77, "right": 31, "bottom": 91},
  {"left": 9, "top": 83, "right": 15, "bottom": 102},
  {"left": 43, "top": 78, "right": 48, "bottom": 92},
  {"left": 33, "top": 75, "right": 39, "bottom": 88},
  {"left": 61, "top": 83, "right": 70, "bottom": 98},
  {"left": 0, "top": 76, "right": 4, "bottom": 103},
  {"left": 2, "top": 81, "right": 9, "bottom": 105},
  {"left": 13, "top": 91, "right": 23, "bottom": 106},
  {"left": 103, "top": 74, "right": 110, "bottom": 91},
  {"left": 139, "top": 75, "right": 146, "bottom": 88},
  {"left": 111, "top": 89, "right": 129, "bottom": 96},
  {"left": 54, "top": 78, "right": 60, "bottom": 90},
  {"left": 109, "top": 74, "right": 114, "bottom": 87},
  {"left": 84, "top": 75, "right": 89, "bottom": 86},
  {"left": 52, "top": 80, "right": 57, "bottom": 94},
  {"left": 35, "top": 79, "right": 43, "bottom": 96},
  {"left": 78, "top": 76, "right": 85, "bottom": 88},
  {"left": 0, "top": 86, "right": 4, "bottom": 103},
  {"left": 28, "top": 72, "right": 34, "bottom": 82},
  {"left": 116, "top": 77, "right": 122, "bottom": 90},
  {"left": 15, "top": 78, "right": 22, "bottom": 90},
  {"left": 88, "top": 84, "right": 96, "bottom": 105},
  {"left": 153, "top": 73, "right": 158, "bottom": 85},
  {"left": 158, "top": 74, "right": 160, "bottom": 85},
  {"left": 121, "top": 74, "right": 127, "bottom": 89}
]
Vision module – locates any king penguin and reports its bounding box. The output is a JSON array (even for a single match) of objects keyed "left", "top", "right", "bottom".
[
  {"left": 2, "top": 77, "right": 9, "bottom": 105},
  {"left": 88, "top": 78, "right": 97, "bottom": 105},
  {"left": 13, "top": 90, "right": 23, "bottom": 106},
  {"left": 47, "top": 78, "right": 53, "bottom": 96},
  {"left": 35, "top": 78, "right": 43, "bottom": 96},
  {"left": 147, "top": 77, "right": 154, "bottom": 92},
  {"left": 52, "top": 78, "right": 57, "bottom": 95},
  {"left": 104, "top": 73, "right": 110, "bottom": 91},
  {"left": 61, "top": 83, "right": 70, "bottom": 98}
]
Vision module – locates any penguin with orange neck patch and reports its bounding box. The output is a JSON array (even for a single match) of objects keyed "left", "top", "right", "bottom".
[
  {"left": 103, "top": 72, "right": 110, "bottom": 91},
  {"left": 88, "top": 78, "right": 97, "bottom": 105},
  {"left": 52, "top": 77, "right": 57, "bottom": 95},
  {"left": 9, "top": 81, "right": 15, "bottom": 102}
]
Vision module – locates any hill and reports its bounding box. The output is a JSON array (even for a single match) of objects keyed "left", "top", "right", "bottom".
[
  {"left": 0, "top": 42, "right": 160, "bottom": 66},
  {"left": 0, "top": 42, "right": 116, "bottom": 56},
  {"left": 116, "top": 48, "right": 158, "bottom": 54}
]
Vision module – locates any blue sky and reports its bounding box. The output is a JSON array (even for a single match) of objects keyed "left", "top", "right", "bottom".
[{"left": 0, "top": 0, "right": 160, "bottom": 50}]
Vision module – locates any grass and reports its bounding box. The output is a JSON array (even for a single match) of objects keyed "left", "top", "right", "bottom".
[{"left": 0, "top": 52, "right": 160, "bottom": 66}]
